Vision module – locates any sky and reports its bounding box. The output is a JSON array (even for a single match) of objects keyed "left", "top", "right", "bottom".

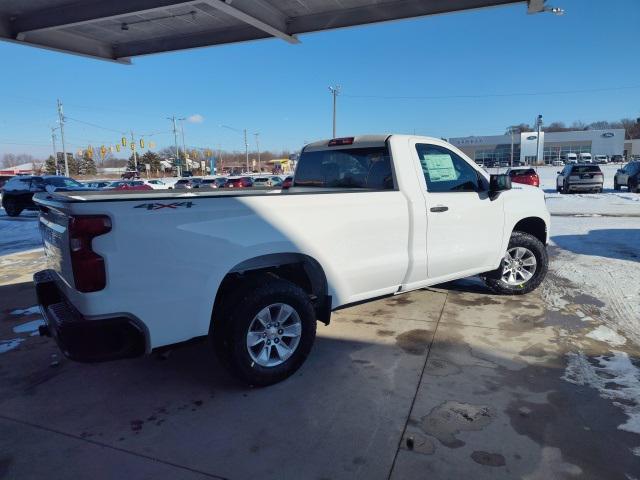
[{"left": 0, "top": 0, "right": 639, "bottom": 159}]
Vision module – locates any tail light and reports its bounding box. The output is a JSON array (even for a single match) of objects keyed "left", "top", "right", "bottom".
[
  {"left": 69, "top": 215, "right": 111, "bottom": 292},
  {"left": 328, "top": 137, "right": 354, "bottom": 146}
]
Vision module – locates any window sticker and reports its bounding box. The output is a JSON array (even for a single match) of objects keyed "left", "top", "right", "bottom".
[{"left": 421, "top": 154, "right": 457, "bottom": 182}]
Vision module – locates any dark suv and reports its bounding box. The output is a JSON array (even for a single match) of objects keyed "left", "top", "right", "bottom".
[
  {"left": 614, "top": 161, "right": 640, "bottom": 193},
  {"left": 1, "top": 175, "right": 90, "bottom": 216}
]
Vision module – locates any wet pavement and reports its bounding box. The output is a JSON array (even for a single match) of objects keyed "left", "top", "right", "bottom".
[{"left": 1, "top": 250, "right": 639, "bottom": 479}]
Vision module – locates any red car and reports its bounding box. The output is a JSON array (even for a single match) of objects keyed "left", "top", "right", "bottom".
[
  {"left": 225, "top": 177, "right": 254, "bottom": 188},
  {"left": 506, "top": 168, "right": 540, "bottom": 187},
  {"left": 109, "top": 180, "right": 153, "bottom": 191},
  {"left": 282, "top": 176, "right": 293, "bottom": 189}
]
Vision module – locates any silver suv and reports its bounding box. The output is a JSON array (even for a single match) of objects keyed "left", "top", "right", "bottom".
[{"left": 556, "top": 164, "right": 604, "bottom": 194}]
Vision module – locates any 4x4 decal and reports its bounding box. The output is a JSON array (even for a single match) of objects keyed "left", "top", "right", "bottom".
[{"left": 134, "top": 201, "right": 194, "bottom": 210}]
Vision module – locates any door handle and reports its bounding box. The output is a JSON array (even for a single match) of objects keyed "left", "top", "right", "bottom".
[{"left": 430, "top": 205, "right": 448, "bottom": 213}]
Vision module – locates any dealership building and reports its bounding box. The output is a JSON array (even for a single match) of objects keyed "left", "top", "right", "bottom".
[{"left": 449, "top": 129, "right": 626, "bottom": 165}]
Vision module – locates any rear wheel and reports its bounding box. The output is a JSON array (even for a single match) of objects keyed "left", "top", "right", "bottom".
[
  {"left": 614, "top": 179, "right": 620, "bottom": 191},
  {"left": 483, "top": 231, "right": 548, "bottom": 295},
  {"left": 561, "top": 182, "right": 570, "bottom": 194},
  {"left": 629, "top": 181, "right": 638, "bottom": 193},
  {"left": 3, "top": 199, "right": 22, "bottom": 217},
  {"left": 211, "top": 276, "right": 316, "bottom": 386}
]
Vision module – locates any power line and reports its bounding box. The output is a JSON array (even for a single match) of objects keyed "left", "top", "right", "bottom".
[
  {"left": 65, "top": 116, "right": 126, "bottom": 134},
  {"left": 342, "top": 84, "right": 640, "bottom": 101}
]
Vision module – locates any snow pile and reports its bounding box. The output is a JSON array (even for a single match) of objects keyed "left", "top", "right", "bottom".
[
  {"left": 563, "top": 350, "right": 640, "bottom": 434},
  {"left": 586, "top": 326, "right": 627, "bottom": 347},
  {"left": 0, "top": 209, "right": 42, "bottom": 256},
  {"left": 0, "top": 338, "right": 24, "bottom": 354},
  {"left": 10, "top": 306, "right": 40, "bottom": 316},
  {"left": 12, "top": 319, "right": 45, "bottom": 335}
]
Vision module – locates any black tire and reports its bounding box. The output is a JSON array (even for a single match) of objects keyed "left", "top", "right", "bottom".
[
  {"left": 629, "top": 181, "right": 638, "bottom": 194},
  {"left": 614, "top": 180, "right": 620, "bottom": 191},
  {"left": 3, "top": 199, "right": 22, "bottom": 217},
  {"left": 556, "top": 185, "right": 562, "bottom": 193},
  {"left": 561, "top": 182, "right": 570, "bottom": 194},
  {"left": 211, "top": 275, "right": 316, "bottom": 386},
  {"left": 482, "top": 231, "right": 548, "bottom": 295}
]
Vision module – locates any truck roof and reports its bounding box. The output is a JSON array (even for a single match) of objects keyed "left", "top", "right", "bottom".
[{"left": 303, "top": 134, "right": 445, "bottom": 151}]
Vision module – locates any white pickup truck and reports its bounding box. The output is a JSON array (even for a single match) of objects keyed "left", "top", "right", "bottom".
[{"left": 33, "top": 135, "right": 550, "bottom": 386}]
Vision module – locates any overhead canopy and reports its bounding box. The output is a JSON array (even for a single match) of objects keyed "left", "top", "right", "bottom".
[{"left": 0, "top": 0, "right": 543, "bottom": 63}]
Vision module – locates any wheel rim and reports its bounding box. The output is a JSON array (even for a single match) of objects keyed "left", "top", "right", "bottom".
[
  {"left": 246, "top": 303, "right": 302, "bottom": 367},
  {"left": 501, "top": 247, "right": 537, "bottom": 286}
]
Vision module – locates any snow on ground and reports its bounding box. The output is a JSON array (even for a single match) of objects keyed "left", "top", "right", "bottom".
[
  {"left": 563, "top": 350, "right": 640, "bottom": 434},
  {"left": 0, "top": 208, "right": 42, "bottom": 256},
  {"left": 586, "top": 325, "right": 627, "bottom": 347}
]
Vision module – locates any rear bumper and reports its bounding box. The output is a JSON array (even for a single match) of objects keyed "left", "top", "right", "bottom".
[
  {"left": 34, "top": 270, "right": 146, "bottom": 362},
  {"left": 567, "top": 182, "right": 602, "bottom": 191}
]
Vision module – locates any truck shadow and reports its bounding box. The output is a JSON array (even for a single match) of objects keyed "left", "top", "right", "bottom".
[{"left": 552, "top": 228, "right": 640, "bottom": 263}]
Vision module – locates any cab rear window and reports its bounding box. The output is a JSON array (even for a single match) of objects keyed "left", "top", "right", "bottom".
[{"left": 294, "top": 147, "right": 394, "bottom": 190}]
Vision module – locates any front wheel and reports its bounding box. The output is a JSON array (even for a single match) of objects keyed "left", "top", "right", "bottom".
[
  {"left": 212, "top": 276, "right": 316, "bottom": 386},
  {"left": 482, "top": 231, "right": 548, "bottom": 295},
  {"left": 629, "top": 181, "right": 638, "bottom": 194},
  {"left": 614, "top": 180, "right": 620, "bottom": 191}
]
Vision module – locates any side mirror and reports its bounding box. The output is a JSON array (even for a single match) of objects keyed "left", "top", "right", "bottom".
[{"left": 489, "top": 174, "right": 511, "bottom": 193}]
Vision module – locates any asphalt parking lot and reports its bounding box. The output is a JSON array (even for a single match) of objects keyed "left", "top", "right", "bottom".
[{"left": 1, "top": 246, "right": 640, "bottom": 479}]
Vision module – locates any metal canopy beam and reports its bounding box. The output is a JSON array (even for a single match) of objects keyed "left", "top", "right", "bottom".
[{"left": 201, "top": 0, "right": 299, "bottom": 44}]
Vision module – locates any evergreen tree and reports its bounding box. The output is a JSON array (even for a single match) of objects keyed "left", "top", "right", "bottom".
[
  {"left": 44, "top": 155, "right": 57, "bottom": 175},
  {"left": 80, "top": 151, "right": 97, "bottom": 175},
  {"left": 126, "top": 153, "right": 140, "bottom": 171},
  {"left": 141, "top": 150, "right": 162, "bottom": 172}
]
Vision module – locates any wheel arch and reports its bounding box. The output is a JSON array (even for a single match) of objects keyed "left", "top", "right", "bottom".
[
  {"left": 512, "top": 217, "right": 548, "bottom": 245},
  {"left": 210, "top": 253, "right": 331, "bottom": 330}
]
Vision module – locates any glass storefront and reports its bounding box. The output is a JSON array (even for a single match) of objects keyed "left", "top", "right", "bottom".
[
  {"left": 474, "top": 144, "right": 520, "bottom": 164},
  {"left": 544, "top": 144, "right": 591, "bottom": 163}
]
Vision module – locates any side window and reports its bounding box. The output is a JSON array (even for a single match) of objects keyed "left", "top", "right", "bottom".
[
  {"left": 415, "top": 144, "right": 480, "bottom": 193},
  {"left": 4, "top": 177, "right": 32, "bottom": 191}
]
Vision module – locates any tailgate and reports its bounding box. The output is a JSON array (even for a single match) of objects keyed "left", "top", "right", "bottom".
[{"left": 34, "top": 195, "right": 74, "bottom": 287}]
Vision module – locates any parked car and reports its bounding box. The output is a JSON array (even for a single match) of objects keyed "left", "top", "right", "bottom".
[
  {"left": 282, "top": 176, "right": 293, "bottom": 189},
  {"left": 189, "top": 178, "right": 204, "bottom": 188},
  {"left": 1, "top": 175, "right": 92, "bottom": 216},
  {"left": 84, "top": 180, "right": 112, "bottom": 189},
  {"left": 506, "top": 168, "right": 540, "bottom": 187},
  {"left": 145, "top": 179, "right": 169, "bottom": 189},
  {"left": 225, "top": 176, "right": 254, "bottom": 188},
  {"left": 552, "top": 159, "right": 564, "bottom": 167},
  {"left": 108, "top": 180, "right": 153, "bottom": 191},
  {"left": 614, "top": 161, "right": 640, "bottom": 193},
  {"left": 173, "top": 179, "right": 193, "bottom": 190},
  {"left": 182, "top": 171, "right": 193, "bottom": 177},
  {"left": 561, "top": 153, "right": 578, "bottom": 164},
  {"left": 594, "top": 155, "right": 609, "bottom": 164},
  {"left": 196, "top": 178, "right": 221, "bottom": 189},
  {"left": 556, "top": 164, "right": 604, "bottom": 194},
  {"left": 33, "top": 134, "right": 550, "bottom": 386},
  {"left": 578, "top": 153, "right": 593, "bottom": 164},
  {"left": 252, "top": 176, "right": 284, "bottom": 187},
  {"left": 611, "top": 155, "right": 624, "bottom": 164},
  {"left": 121, "top": 170, "right": 140, "bottom": 180}
]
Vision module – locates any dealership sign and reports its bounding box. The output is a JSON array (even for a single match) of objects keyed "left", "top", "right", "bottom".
[
  {"left": 602, "top": 132, "right": 615, "bottom": 138},
  {"left": 526, "top": 136, "right": 537, "bottom": 140}
]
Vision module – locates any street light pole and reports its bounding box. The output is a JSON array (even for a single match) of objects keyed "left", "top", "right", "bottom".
[
  {"left": 254, "top": 132, "right": 260, "bottom": 172},
  {"left": 328, "top": 85, "right": 341, "bottom": 138},
  {"left": 50, "top": 127, "right": 58, "bottom": 174},
  {"left": 130, "top": 131, "right": 138, "bottom": 170},
  {"left": 535, "top": 114, "right": 543, "bottom": 166},
  {"left": 244, "top": 129, "right": 249, "bottom": 173},
  {"left": 178, "top": 118, "right": 187, "bottom": 171}
]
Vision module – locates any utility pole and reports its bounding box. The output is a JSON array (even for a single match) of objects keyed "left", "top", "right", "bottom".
[
  {"left": 328, "top": 85, "right": 341, "bottom": 138},
  {"left": 168, "top": 116, "right": 180, "bottom": 176},
  {"left": 50, "top": 127, "right": 58, "bottom": 175},
  {"left": 56, "top": 99, "right": 69, "bottom": 177},
  {"left": 130, "top": 131, "right": 138, "bottom": 170},
  {"left": 179, "top": 118, "right": 187, "bottom": 171},
  {"left": 244, "top": 128, "right": 249, "bottom": 172},
  {"left": 254, "top": 132, "right": 261, "bottom": 172}
]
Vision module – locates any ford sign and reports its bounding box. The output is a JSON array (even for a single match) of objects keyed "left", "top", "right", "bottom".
[
  {"left": 526, "top": 135, "right": 537, "bottom": 140},
  {"left": 602, "top": 132, "right": 615, "bottom": 138}
]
